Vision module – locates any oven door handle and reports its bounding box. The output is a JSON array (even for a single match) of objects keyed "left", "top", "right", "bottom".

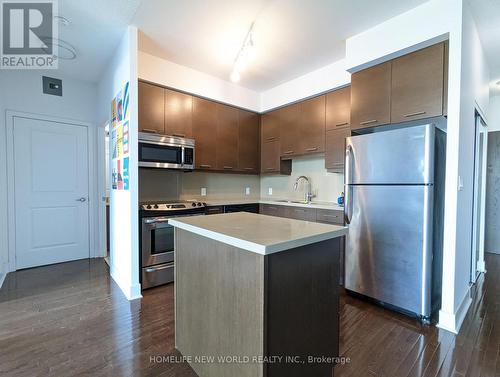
[{"left": 144, "top": 217, "right": 172, "bottom": 224}]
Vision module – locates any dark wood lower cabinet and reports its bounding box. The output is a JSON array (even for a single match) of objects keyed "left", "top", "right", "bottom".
[
  {"left": 285, "top": 206, "right": 316, "bottom": 221},
  {"left": 266, "top": 239, "right": 340, "bottom": 377}
]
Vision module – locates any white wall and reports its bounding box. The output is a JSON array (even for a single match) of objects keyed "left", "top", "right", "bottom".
[
  {"left": 452, "top": 0, "right": 490, "bottom": 318},
  {"left": 260, "top": 156, "right": 343, "bottom": 202},
  {"left": 138, "top": 51, "right": 260, "bottom": 112},
  {"left": 97, "top": 26, "right": 141, "bottom": 300},
  {"left": 0, "top": 69, "right": 99, "bottom": 284},
  {"left": 344, "top": 0, "right": 490, "bottom": 333},
  {"left": 345, "top": 0, "right": 454, "bottom": 72},
  {"left": 260, "top": 60, "right": 350, "bottom": 112},
  {"left": 489, "top": 95, "right": 500, "bottom": 132}
]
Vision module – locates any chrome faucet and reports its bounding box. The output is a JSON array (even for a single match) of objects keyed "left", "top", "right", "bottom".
[{"left": 293, "top": 176, "right": 315, "bottom": 203}]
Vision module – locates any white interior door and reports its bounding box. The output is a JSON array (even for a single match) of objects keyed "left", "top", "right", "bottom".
[{"left": 13, "top": 116, "right": 90, "bottom": 269}]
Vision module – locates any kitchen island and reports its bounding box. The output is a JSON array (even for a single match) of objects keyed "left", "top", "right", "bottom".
[{"left": 169, "top": 212, "right": 348, "bottom": 377}]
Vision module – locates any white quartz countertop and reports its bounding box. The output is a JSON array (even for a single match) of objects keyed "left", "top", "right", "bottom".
[
  {"left": 169, "top": 212, "right": 348, "bottom": 255},
  {"left": 203, "top": 199, "right": 344, "bottom": 211}
]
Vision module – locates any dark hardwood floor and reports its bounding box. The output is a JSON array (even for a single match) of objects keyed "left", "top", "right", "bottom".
[{"left": 0, "top": 253, "right": 498, "bottom": 377}]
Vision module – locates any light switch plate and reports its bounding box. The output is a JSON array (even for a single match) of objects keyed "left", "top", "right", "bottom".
[
  {"left": 201, "top": 187, "right": 207, "bottom": 196},
  {"left": 245, "top": 187, "right": 250, "bottom": 195},
  {"left": 268, "top": 187, "right": 273, "bottom": 195}
]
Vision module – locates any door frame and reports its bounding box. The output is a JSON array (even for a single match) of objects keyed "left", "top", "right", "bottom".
[
  {"left": 5, "top": 110, "right": 99, "bottom": 272},
  {"left": 470, "top": 109, "right": 488, "bottom": 283}
]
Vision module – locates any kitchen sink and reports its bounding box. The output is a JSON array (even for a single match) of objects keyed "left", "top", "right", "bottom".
[{"left": 275, "top": 200, "right": 310, "bottom": 204}]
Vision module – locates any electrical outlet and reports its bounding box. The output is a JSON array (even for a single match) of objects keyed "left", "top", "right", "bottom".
[
  {"left": 268, "top": 187, "right": 273, "bottom": 195},
  {"left": 245, "top": 187, "right": 250, "bottom": 195},
  {"left": 201, "top": 187, "right": 207, "bottom": 196}
]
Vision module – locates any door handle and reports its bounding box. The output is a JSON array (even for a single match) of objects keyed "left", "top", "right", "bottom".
[
  {"left": 76, "top": 197, "right": 87, "bottom": 202},
  {"left": 344, "top": 145, "right": 353, "bottom": 225}
]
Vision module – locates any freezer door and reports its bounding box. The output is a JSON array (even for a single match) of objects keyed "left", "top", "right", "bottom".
[
  {"left": 346, "top": 124, "right": 435, "bottom": 184},
  {"left": 344, "top": 185, "right": 433, "bottom": 317}
]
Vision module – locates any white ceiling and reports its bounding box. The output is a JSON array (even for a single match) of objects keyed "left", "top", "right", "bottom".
[
  {"left": 468, "top": 0, "right": 500, "bottom": 95},
  {"left": 54, "top": 0, "right": 141, "bottom": 82},
  {"left": 133, "top": 0, "right": 429, "bottom": 91}
]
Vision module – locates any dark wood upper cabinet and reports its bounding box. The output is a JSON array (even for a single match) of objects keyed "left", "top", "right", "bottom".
[
  {"left": 216, "top": 104, "right": 239, "bottom": 171},
  {"left": 260, "top": 140, "right": 281, "bottom": 173},
  {"left": 238, "top": 110, "right": 260, "bottom": 173},
  {"left": 391, "top": 43, "right": 445, "bottom": 123},
  {"left": 325, "top": 127, "right": 350, "bottom": 172},
  {"left": 192, "top": 97, "right": 217, "bottom": 170},
  {"left": 326, "top": 87, "right": 350, "bottom": 131},
  {"left": 261, "top": 111, "right": 280, "bottom": 142},
  {"left": 280, "top": 103, "right": 301, "bottom": 157},
  {"left": 138, "top": 81, "right": 165, "bottom": 134},
  {"left": 299, "top": 95, "right": 325, "bottom": 154},
  {"left": 164, "top": 89, "right": 192, "bottom": 138},
  {"left": 350, "top": 61, "right": 391, "bottom": 130},
  {"left": 443, "top": 41, "right": 448, "bottom": 116}
]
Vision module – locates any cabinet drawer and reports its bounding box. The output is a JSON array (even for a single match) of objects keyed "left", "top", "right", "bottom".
[
  {"left": 259, "top": 204, "right": 286, "bottom": 218},
  {"left": 285, "top": 207, "right": 316, "bottom": 222},
  {"left": 316, "top": 209, "right": 344, "bottom": 225},
  {"left": 205, "top": 206, "right": 224, "bottom": 215}
]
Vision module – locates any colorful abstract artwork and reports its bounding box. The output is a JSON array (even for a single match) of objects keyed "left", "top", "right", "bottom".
[{"left": 111, "top": 82, "right": 130, "bottom": 191}]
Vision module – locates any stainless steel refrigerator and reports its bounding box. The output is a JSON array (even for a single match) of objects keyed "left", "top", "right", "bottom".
[{"left": 344, "top": 123, "right": 445, "bottom": 322}]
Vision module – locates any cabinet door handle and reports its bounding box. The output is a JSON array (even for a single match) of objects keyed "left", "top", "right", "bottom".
[
  {"left": 266, "top": 137, "right": 276, "bottom": 141},
  {"left": 200, "top": 164, "right": 212, "bottom": 168},
  {"left": 306, "top": 147, "right": 318, "bottom": 152},
  {"left": 172, "top": 133, "right": 185, "bottom": 137},
  {"left": 359, "top": 119, "right": 378, "bottom": 126},
  {"left": 404, "top": 111, "right": 426, "bottom": 118},
  {"left": 141, "top": 128, "right": 159, "bottom": 134},
  {"left": 283, "top": 150, "right": 294, "bottom": 155},
  {"left": 335, "top": 122, "right": 349, "bottom": 128},
  {"left": 223, "top": 166, "right": 233, "bottom": 170}
]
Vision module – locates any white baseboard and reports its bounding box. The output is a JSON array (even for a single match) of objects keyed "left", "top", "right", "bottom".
[
  {"left": 477, "top": 259, "right": 486, "bottom": 273},
  {"left": 437, "top": 287, "right": 472, "bottom": 334},
  {"left": 109, "top": 264, "right": 142, "bottom": 301}
]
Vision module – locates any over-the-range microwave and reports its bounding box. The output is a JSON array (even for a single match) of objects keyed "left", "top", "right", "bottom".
[{"left": 138, "top": 132, "right": 195, "bottom": 170}]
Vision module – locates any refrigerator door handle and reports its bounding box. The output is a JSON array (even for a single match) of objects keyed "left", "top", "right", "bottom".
[{"left": 345, "top": 145, "right": 353, "bottom": 224}]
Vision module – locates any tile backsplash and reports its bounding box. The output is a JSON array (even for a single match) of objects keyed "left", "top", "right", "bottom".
[
  {"left": 139, "top": 169, "right": 180, "bottom": 202},
  {"left": 139, "top": 155, "right": 343, "bottom": 204},
  {"left": 180, "top": 171, "right": 260, "bottom": 201},
  {"left": 260, "top": 155, "right": 344, "bottom": 203},
  {"left": 139, "top": 169, "right": 260, "bottom": 202}
]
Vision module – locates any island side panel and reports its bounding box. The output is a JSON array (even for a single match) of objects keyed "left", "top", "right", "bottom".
[
  {"left": 265, "top": 238, "right": 340, "bottom": 377},
  {"left": 174, "top": 228, "right": 265, "bottom": 377}
]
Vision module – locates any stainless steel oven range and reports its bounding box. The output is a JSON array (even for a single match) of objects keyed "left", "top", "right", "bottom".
[{"left": 140, "top": 201, "right": 206, "bottom": 289}]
